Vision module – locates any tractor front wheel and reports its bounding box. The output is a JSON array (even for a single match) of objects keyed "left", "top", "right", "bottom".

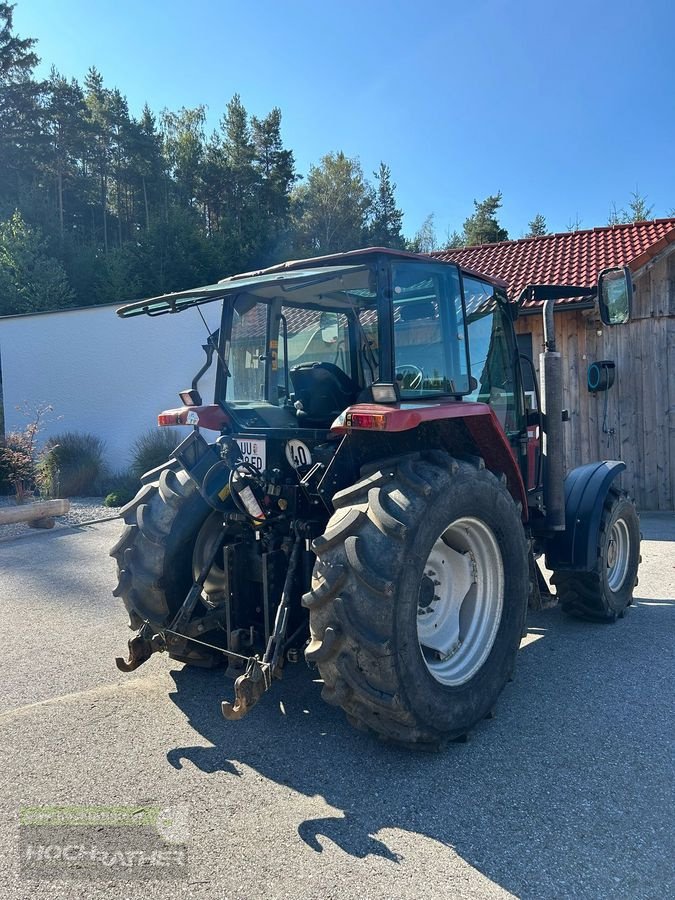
[
  {"left": 552, "top": 488, "right": 640, "bottom": 622},
  {"left": 303, "top": 452, "right": 529, "bottom": 746}
]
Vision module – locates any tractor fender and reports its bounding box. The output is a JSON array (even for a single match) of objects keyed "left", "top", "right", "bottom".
[{"left": 544, "top": 460, "right": 626, "bottom": 571}]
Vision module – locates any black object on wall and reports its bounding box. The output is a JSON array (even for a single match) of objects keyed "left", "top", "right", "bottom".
[{"left": 587, "top": 360, "right": 616, "bottom": 393}]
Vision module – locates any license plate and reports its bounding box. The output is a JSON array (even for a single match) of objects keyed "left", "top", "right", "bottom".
[{"left": 235, "top": 438, "right": 266, "bottom": 472}]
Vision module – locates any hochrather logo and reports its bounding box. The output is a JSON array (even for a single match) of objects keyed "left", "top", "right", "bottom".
[{"left": 19, "top": 804, "right": 190, "bottom": 881}]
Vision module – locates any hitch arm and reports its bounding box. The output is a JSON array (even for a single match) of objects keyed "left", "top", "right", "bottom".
[{"left": 221, "top": 537, "right": 302, "bottom": 721}]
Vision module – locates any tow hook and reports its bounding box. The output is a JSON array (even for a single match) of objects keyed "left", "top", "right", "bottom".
[
  {"left": 221, "top": 658, "right": 272, "bottom": 720},
  {"left": 115, "top": 624, "right": 166, "bottom": 672}
]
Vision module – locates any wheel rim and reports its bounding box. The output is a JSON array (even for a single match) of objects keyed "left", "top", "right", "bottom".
[
  {"left": 606, "top": 517, "right": 630, "bottom": 592},
  {"left": 417, "top": 517, "right": 504, "bottom": 687}
]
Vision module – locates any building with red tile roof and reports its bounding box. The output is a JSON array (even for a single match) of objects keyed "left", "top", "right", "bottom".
[
  {"left": 433, "top": 218, "right": 675, "bottom": 311},
  {"left": 432, "top": 219, "right": 675, "bottom": 510}
]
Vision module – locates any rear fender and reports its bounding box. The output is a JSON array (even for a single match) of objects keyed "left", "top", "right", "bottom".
[
  {"left": 330, "top": 401, "right": 527, "bottom": 515},
  {"left": 544, "top": 460, "right": 626, "bottom": 571}
]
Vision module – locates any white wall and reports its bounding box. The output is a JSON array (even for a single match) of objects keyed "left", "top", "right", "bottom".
[{"left": 0, "top": 302, "right": 220, "bottom": 469}]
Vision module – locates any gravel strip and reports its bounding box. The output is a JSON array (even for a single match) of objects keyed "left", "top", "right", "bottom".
[{"left": 0, "top": 496, "right": 121, "bottom": 542}]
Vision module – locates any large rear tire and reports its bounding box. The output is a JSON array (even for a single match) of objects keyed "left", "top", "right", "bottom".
[
  {"left": 303, "top": 452, "right": 529, "bottom": 746},
  {"left": 552, "top": 488, "right": 640, "bottom": 622},
  {"left": 110, "top": 467, "right": 226, "bottom": 667}
]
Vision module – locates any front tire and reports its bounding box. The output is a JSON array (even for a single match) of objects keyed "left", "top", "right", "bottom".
[
  {"left": 303, "top": 452, "right": 529, "bottom": 746},
  {"left": 552, "top": 488, "right": 640, "bottom": 622}
]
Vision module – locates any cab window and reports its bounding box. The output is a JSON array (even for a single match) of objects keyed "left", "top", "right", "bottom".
[
  {"left": 392, "top": 262, "right": 469, "bottom": 397},
  {"left": 463, "top": 276, "right": 519, "bottom": 433}
]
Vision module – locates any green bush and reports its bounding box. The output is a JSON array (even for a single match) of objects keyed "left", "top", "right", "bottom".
[
  {"left": 99, "top": 468, "right": 137, "bottom": 507},
  {"left": 40, "top": 432, "right": 106, "bottom": 498},
  {"left": 130, "top": 428, "right": 180, "bottom": 479},
  {"left": 104, "top": 489, "right": 135, "bottom": 508}
]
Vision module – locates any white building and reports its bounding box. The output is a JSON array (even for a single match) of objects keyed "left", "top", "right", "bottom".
[{"left": 0, "top": 301, "right": 220, "bottom": 469}]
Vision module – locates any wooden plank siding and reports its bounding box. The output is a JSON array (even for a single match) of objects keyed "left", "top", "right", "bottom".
[{"left": 514, "top": 248, "right": 675, "bottom": 510}]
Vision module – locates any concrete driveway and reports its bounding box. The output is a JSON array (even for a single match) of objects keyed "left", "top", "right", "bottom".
[{"left": 0, "top": 514, "right": 673, "bottom": 899}]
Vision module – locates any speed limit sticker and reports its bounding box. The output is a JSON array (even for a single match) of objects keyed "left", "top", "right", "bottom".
[{"left": 285, "top": 439, "right": 312, "bottom": 469}]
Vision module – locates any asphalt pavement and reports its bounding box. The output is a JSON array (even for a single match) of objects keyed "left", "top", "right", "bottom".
[{"left": 0, "top": 514, "right": 673, "bottom": 899}]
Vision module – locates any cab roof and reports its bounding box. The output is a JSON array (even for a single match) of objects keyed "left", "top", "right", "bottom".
[{"left": 116, "top": 247, "right": 508, "bottom": 319}]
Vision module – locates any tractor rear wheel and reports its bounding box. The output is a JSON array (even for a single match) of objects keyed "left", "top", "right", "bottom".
[
  {"left": 552, "top": 488, "right": 640, "bottom": 622},
  {"left": 110, "top": 466, "right": 227, "bottom": 667},
  {"left": 303, "top": 452, "right": 529, "bottom": 746}
]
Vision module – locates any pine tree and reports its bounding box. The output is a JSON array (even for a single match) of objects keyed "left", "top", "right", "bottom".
[
  {"left": 126, "top": 104, "right": 164, "bottom": 232},
  {"left": 161, "top": 105, "right": 206, "bottom": 210},
  {"left": 221, "top": 94, "right": 257, "bottom": 254},
  {"left": 526, "top": 213, "right": 547, "bottom": 237},
  {"left": 0, "top": 3, "right": 43, "bottom": 206},
  {"left": 608, "top": 188, "right": 654, "bottom": 225},
  {"left": 462, "top": 193, "right": 508, "bottom": 245},
  {"left": 251, "top": 107, "right": 296, "bottom": 259},
  {"left": 84, "top": 67, "right": 113, "bottom": 252},
  {"left": 44, "top": 68, "right": 87, "bottom": 241},
  {"left": 368, "top": 162, "right": 404, "bottom": 249}
]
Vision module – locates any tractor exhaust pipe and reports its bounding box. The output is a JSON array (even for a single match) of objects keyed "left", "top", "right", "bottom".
[{"left": 540, "top": 299, "right": 565, "bottom": 531}]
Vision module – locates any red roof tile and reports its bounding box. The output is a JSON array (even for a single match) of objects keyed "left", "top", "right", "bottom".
[{"left": 433, "top": 218, "right": 675, "bottom": 310}]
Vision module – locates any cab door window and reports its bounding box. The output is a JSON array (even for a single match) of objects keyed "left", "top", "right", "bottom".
[{"left": 463, "top": 276, "right": 519, "bottom": 434}]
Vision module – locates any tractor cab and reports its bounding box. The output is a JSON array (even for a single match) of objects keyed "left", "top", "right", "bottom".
[
  {"left": 220, "top": 250, "right": 519, "bottom": 431},
  {"left": 119, "top": 248, "right": 521, "bottom": 438}
]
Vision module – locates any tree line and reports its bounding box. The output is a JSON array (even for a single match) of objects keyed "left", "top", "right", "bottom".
[{"left": 0, "top": 3, "right": 666, "bottom": 317}]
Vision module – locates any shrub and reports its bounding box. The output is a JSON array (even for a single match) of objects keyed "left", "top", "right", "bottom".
[
  {"left": 104, "top": 489, "right": 135, "bottom": 508},
  {"left": 0, "top": 403, "right": 54, "bottom": 501},
  {"left": 40, "top": 432, "right": 106, "bottom": 498},
  {"left": 130, "top": 428, "right": 180, "bottom": 480},
  {"left": 100, "top": 468, "right": 137, "bottom": 507},
  {"left": 0, "top": 433, "right": 34, "bottom": 500}
]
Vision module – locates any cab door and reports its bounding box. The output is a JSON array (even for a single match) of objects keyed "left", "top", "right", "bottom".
[{"left": 462, "top": 276, "right": 534, "bottom": 487}]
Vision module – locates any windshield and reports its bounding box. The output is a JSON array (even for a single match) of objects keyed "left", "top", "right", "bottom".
[{"left": 225, "top": 265, "right": 378, "bottom": 404}]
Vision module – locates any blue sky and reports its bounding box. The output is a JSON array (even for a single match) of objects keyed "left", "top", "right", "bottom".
[{"left": 14, "top": 0, "right": 675, "bottom": 242}]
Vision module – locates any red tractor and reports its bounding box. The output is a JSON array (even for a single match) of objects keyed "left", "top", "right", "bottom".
[{"left": 111, "top": 248, "right": 640, "bottom": 746}]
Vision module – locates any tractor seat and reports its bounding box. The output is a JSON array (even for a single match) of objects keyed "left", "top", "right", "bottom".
[{"left": 290, "top": 362, "right": 360, "bottom": 425}]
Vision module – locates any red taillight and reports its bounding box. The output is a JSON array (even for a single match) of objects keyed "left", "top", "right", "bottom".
[
  {"left": 347, "top": 412, "right": 387, "bottom": 430},
  {"left": 157, "top": 405, "right": 229, "bottom": 431},
  {"left": 158, "top": 412, "right": 181, "bottom": 426}
]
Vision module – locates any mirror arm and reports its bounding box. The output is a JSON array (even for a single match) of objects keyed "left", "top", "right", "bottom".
[{"left": 191, "top": 333, "right": 219, "bottom": 394}]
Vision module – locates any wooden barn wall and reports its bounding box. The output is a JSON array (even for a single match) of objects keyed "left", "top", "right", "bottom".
[{"left": 515, "top": 249, "right": 675, "bottom": 511}]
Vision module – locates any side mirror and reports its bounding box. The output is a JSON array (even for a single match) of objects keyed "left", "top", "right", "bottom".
[
  {"left": 319, "top": 311, "right": 339, "bottom": 344},
  {"left": 597, "top": 267, "right": 632, "bottom": 325}
]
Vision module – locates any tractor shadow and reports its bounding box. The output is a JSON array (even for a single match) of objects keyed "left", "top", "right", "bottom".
[{"left": 165, "top": 596, "right": 674, "bottom": 897}]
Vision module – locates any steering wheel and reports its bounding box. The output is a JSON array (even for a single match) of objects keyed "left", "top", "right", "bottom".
[{"left": 395, "top": 364, "right": 424, "bottom": 391}]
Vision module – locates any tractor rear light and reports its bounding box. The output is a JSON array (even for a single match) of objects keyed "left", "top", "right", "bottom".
[
  {"left": 158, "top": 411, "right": 181, "bottom": 426},
  {"left": 157, "top": 405, "right": 229, "bottom": 431},
  {"left": 347, "top": 412, "right": 387, "bottom": 430}
]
